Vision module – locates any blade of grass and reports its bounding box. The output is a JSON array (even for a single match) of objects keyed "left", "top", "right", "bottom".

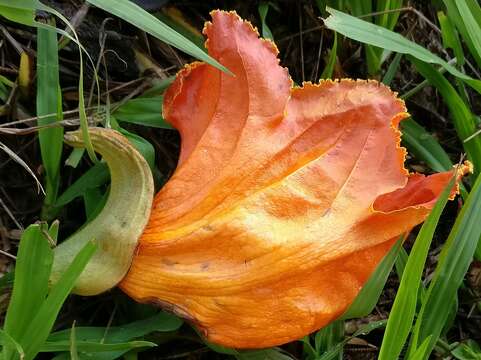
[
  {"left": 437, "top": 11, "right": 464, "bottom": 66},
  {"left": 155, "top": 8, "right": 204, "bottom": 49},
  {"left": 399, "top": 117, "right": 468, "bottom": 198},
  {"left": 318, "top": 320, "right": 387, "bottom": 360},
  {"left": 442, "top": 0, "right": 481, "bottom": 68},
  {"left": 400, "top": 118, "right": 453, "bottom": 173},
  {"left": 55, "top": 163, "right": 109, "bottom": 207},
  {"left": 258, "top": 2, "right": 274, "bottom": 40},
  {"left": 367, "top": 0, "right": 403, "bottom": 75},
  {"left": 314, "top": 320, "right": 344, "bottom": 359},
  {"left": 409, "top": 57, "right": 481, "bottom": 176},
  {"left": 41, "top": 340, "right": 156, "bottom": 353},
  {"left": 19, "top": 241, "right": 97, "bottom": 360},
  {"left": 342, "top": 237, "right": 402, "bottom": 319},
  {"left": 0, "top": 329, "right": 25, "bottom": 359},
  {"left": 47, "top": 312, "right": 182, "bottom": 360},
  {"left": 409, "top": 336, "right": 433, "bottom": 360},
  {"left": 382, "top": 53, "right": 403, "bottom": 85},
  {"left": 378, "top": 174, "right": 457, "bottom": 360},
  {"left": 3, "top": 224, "right": 53, "bottom": 359},
  {"left": 70, "top": 322, "right": 78, "bottom": 360},
  {"left": 113, "top": 97, "right": 171, "bottom": 129},
  {"left": 408, "top": 170, "right": 481, "bottom": 358},
  {"left": 236, "top": 349, "right": 294, "bottom": 360},
  {"left": 86, "top": 0, "right": 230, "bottom": 74},
  {"left": 37, "top": 18, "right": 64, "bottom": 220},
  {"left": 453, "top": 0, "right": 481, "bottom": 69},
  {"left": 323, "top": 7, "right": 481, "bottom": 94},
  {"left": 48, "top": 312, "right": 182, "bottom": 342},
  {"left": 320, "top": 32, "right": 337, "bottom": 79}
]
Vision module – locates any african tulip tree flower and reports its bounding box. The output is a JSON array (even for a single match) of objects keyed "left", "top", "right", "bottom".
[{"left": 51, "top": 10, "right": 469, "bottom": 349}]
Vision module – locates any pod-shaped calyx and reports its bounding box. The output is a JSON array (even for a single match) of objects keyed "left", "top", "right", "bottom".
[
  {"left": 56, "top": 10, "right": 469, "bottom": 349},
  {"left": 51, "top": 128, "right": 154, "bottom": 295}
]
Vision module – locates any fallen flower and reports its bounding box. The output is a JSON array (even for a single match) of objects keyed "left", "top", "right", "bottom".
[
  {"left": 115, "top": 10, "right": 470, "bottom": 348},
  {"left": 48, "top": 8, "right": 470, "bottom": 350}
]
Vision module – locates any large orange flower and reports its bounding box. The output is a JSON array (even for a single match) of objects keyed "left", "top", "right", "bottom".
[{"left": 120, "top": 10, "right": 468, "bottom": 348}]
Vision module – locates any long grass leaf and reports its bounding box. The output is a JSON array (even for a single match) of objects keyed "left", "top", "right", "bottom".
[
  {"left": 37, "top": 19, "right": 64, "bottom": 220},
  {"left": 41, "top": 340, "right": 156, "bottom": 353},
  {"left": 378, "top": 175, "right": 456, "bottom": 360},
  {"left": 47, "top": 312, "right": 181, "bottom": 360},
  {"left": 320, "top": 32, "right": 337, "bottom": 79},
  {"left": 400, "top": 118, "right": 453, "bottom": 173},
  {"left": 408, "top": 171, "right": 481, "bottom": 358},
  {"left": 3, "top": 224, "right": 53, "bottom": 359},
  {"left": 437, "top": 11, "right": 464, "bottom": 66},
  {"left": 0, "top": 329, "right": 25, "bottom": 359},
  {"left": 447, "top": 0, "right": 481, "bottom": 69},
  {"left": 318, "top": 321, "right": 387, "bottom": 360},
  {"left": 409, "top": 57, "right": 481, "bottom": 176},
  {"left": 19, "top": 241, "right": 96, "bottom": 360},
  {"left": 342, "top": 237, "right": 402, "bottom": 319},
  {"left": 70, "top": 322, "right": 78, "bottom": 360},
  {"left": 323, "top": 7, "right": 481, "bottom": 94},
  {"left": 442, "top": 0, "right": 481, "bottom": 68},
  {"left": 48, "top": 312, "right": 182, "bottom": 343},
  {"left": 382, "top": 53, "right": 403, "bottom": 85},
  {"left": 86, "top": 0, "right": 230, "bottom": 74},
  {"left": 258, "top": 2, "right": 274, "bottom": 40},
  {"left": 409, "top": 336, "right": 433, "bottom": 360}
]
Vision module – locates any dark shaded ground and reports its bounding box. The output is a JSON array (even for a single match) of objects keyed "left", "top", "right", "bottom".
[{"left": 0, "top": 1, "right": 480, "bottom": 359}]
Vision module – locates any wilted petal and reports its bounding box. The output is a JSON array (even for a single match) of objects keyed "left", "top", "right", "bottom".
[{"left": 120, "top": 10, "right": 468, "bottom": 348}]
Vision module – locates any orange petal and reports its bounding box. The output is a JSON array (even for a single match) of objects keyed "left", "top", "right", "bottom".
[{"left": 120, "top": 10, "right": 468, "bottom": 348}]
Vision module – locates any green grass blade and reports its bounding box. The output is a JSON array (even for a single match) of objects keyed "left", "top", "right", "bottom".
[
  {"left": 41, "top": 340, "right": 156, "bottom": 353},
  {"left": 314, "top": 320, "right": 344, "bottom": 358},
  {"left": 442, "top": 0, "right": 481, "bottom": 68},
  {"left": 37, "top": 19, "right": 64, "bottom": 220},
  {"left": 342, "top": 237, "right": 402, "bottom": 319},
  {"left": 118, "top": 128, "right": 156, "bottom": 170},
  {"left": 409, "top": 57, "right": 481, "bottom": 176},
  {"left": 453, "top": 0, "right": 481, "bottom": 69},
  {"left": 155, "top": 11, "right": 204, "bottom": 50},
  {"left": 48, "top": 312, "right": 182, "bottom": 343},
  {"left": 47, "top": 312, "right": 181, "bottom": 360},
  {"left": 382, "top": 53, "right": 403, "bottom": 85},
  {"left": 236, "top": 349, "right": 294, "bottom": 360},
  {"left": 437, "top": 11, "right": 464, "bottom": 66},
  {"left": 323, "top": 7, "right": 481, "bottom": 94},
  {"left": 55, "top": 163, "right": 109, "bottom": 207},
  {"left": 0, "top": 329, "right": 25, "bottom": 359},
  {"left": 86, "top": 0, "right": 230, "bottom": 74},
  {"left": 400, "top": 118, "right": 453, "bottom": 173},
  {"left": 376, "top": 0, "right": 403, "bottom": 32},
  {"left": 366, "top": 0, "right": 403, "bottom": 75},
  {"left": 318, "top": 321, "right": 387, "bottom": 360},
  {"left": 258, "top": 2, "right": 274, "bottom": 41},
  {"left": 320, "top": 32, "right": 337, "bottom": 79},
  {"left": 0, "top": 4, "right": 34, "bottom": 25},
  {"left": 378, "top": 175, "right": 456, "bottom": 360},
  {"left": 3, "top": 224, "right": 53, "bottom": 358},
  {"left": 70, "top": 322, "right": 78, "bottom": 360},
  {"left": 19, "top": 241, "right": 97, "bottom": 360},
  {"left": 113, "top": 97, "right": 171, "bottom": 129},
  {"left": 409, "top": 336, "right": 433, "bottom": 360},
  {"left": 408, "top": 172, "right": 481, "bottom": 358}
]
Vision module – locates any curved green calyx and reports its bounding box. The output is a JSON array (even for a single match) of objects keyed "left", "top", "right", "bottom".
[{"left": 50, "top": 128, "right": 154, "bottom": 295}]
